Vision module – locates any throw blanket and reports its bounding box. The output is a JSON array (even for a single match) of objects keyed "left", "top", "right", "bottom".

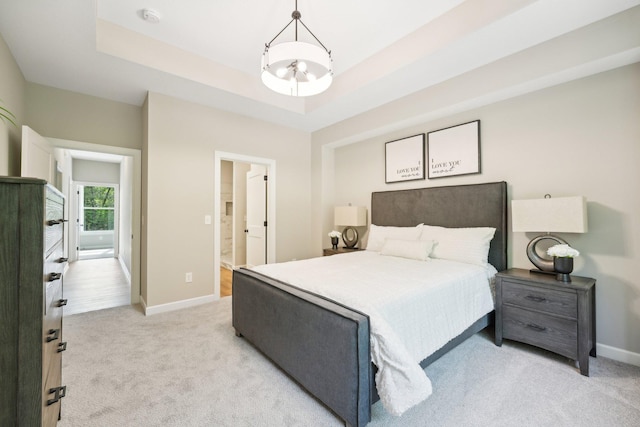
[{"left": 253, "top": 251, "right": 496, "bottom": 416}]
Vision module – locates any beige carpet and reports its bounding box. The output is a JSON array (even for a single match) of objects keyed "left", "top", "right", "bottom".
[{"left": 59, "top": 297, "right": 640, "bottom": 426}]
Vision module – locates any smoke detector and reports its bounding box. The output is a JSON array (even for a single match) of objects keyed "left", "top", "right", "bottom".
[{"left": 141, "top": 9, "right": 161, "bottom": 24}]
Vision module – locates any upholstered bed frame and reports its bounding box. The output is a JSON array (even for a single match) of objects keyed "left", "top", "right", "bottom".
[{"left": 232, "top": 181, "right": 507, "bottom": 427}]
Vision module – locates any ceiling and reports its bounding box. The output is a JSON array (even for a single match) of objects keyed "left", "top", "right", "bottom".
[{"left": 1, "top": 0, "right": 639, "bottom": 133}]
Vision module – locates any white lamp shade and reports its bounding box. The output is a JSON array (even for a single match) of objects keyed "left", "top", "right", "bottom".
[
  {"left": 334, "top": 206, "right": 367, "bottom": 227},
  {"left": 511, "top": 196, "right": 588, "bottom": 233},
  {"left": 261, "top": 41, "right": 333, "bottom": 97}
]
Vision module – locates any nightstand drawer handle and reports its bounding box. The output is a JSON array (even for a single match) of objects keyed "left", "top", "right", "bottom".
[
  {"left": 525, "top": 295, "right": 547, "bottom": 303},
  {"left": 526, "top": 323, "right": 547, "bottom": 332}
]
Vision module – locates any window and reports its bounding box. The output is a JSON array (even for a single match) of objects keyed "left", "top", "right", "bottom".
[{"left": 83, "top": 186, "right": 115, "bottom": 231}]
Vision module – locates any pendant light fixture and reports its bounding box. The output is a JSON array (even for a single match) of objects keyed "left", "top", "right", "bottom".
[{"left": 261, "top": 1, "right": 333, "bottom": 97}]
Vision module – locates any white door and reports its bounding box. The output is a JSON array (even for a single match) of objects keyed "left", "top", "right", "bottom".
[
  {"left": 245, "top": 165, "right": 267, "bottom": 268},
  {"left": 21, "top": 125, "right": 55, "bottom": 183}
]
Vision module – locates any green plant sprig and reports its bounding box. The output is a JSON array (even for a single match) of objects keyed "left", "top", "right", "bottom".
[{"left": 0, "top": 102, "right": 17, "bottom": 127}]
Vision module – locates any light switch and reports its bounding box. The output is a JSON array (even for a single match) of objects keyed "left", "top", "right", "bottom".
[{"left": 204, "top": 215, "right": 212, "bottom": 225}]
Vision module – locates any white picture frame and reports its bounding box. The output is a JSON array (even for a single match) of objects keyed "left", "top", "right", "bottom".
[
  {"left": 385, "top": 134, "right": 425, "bottom": 184},
  {"left": 427, "top": 120, "right": 481, "bottom": 179}
]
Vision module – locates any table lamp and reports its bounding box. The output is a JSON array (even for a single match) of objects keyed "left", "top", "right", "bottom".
[
  {"left": 511, "top": 195, "right": 587, "bottom": 273},
  {"left": 334, "top": 206, "right": 367, "bottom": 248}
]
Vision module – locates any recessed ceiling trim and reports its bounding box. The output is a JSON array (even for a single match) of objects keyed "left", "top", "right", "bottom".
[
  {"left": 95, "top": 19, "right": 306, "bottom": 114},
  {"left": 306, "top": 0, "right": 537, "bottom": 112}
]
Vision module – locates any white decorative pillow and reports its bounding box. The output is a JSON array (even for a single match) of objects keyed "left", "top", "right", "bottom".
[
  {"left": 365, "top": 224, "right": 423, "bottom": 252},
  {"left": 421, "top": 224, "right": 496, "bottom": 266},
  {"left": 380, "top": 239, "right": 435, "bottom": 261}
]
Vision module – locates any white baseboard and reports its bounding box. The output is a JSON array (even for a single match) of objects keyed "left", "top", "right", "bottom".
[
  {"left": 143, "top": 294, "right": 219, "bottom": 316},
  {"left": 597, "top": 343, "right": 640, "bottom": 367}
]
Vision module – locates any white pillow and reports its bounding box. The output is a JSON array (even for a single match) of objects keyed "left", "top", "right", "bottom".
[
  {"left": 421, "top": 224, "right": 496, "bottom": 266},
  {"left": 380, "top": 238, "right": 435, "bottom": 261},
  {"left": 365, "top": 224, "right": 423, "bottom": 252}
]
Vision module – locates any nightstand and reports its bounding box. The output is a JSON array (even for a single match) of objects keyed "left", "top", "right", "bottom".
[
  {"left": 495, "top": 268, "right": 596, "bottom": 376},
  {"left": 323, "top": 247, "right": 364, "bottom": 256}
]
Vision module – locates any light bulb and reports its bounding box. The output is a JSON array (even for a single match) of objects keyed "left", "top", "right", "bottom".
[
  {"left": 306, "top": 73, "right": 316, "bottom": 81},
  {"left": 297, "top": 61, "right": 307, "bottom": 72},
  {"left": 276, "top": 68, "right": 288, "bottom": 78}
]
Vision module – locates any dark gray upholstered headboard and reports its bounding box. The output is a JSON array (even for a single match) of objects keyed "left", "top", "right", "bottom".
[{"left": 371, "top": 181, "right": 507, "bottom": 271}]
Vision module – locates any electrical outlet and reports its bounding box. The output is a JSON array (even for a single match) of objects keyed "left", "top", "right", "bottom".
[{"left": 185, "top": 272, "right": 192, "bottom": 283}]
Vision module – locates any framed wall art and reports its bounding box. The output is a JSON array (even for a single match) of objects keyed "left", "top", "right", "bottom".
[
  {"left": 427, "top": 120, "right": 481, "bottom": 179},
  {"left": 385, "top": 133, "right": 425, "bottom": 184}
]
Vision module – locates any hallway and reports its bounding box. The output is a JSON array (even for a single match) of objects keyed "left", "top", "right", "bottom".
[{"left": 64, "top": 257, "right": 130, "bottom": 316}]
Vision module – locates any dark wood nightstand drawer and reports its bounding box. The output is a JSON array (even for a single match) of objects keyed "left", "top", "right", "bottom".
[
  {"left": 502, "top": 280, "right": 577, "bottom": 319},
  {"left": 503, "top": 305, "right": 577, "bottom": 359},
  {"left": 495, "top": 268, "right": 596, "bottom": 376}
]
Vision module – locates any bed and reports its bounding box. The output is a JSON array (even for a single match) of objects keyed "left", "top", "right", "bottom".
[{"left": 232, "top": 181, "right": 507, "bottom": 426}]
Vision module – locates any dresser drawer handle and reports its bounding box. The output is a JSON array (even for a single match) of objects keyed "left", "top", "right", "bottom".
[
  {"left": 48, "top": 272, "right": 62, "bottom": 282},
  {"left": 58, "top": 257, "right": 69, "bottom": 263},
  {"left": 526, "top": 323, "right": 547, "bottom": 332},
  {"left": 58, "top": 342, "right": 67, "bottom": 353},
  {"left": 46, "top": 385, "right": 66, "bottom": 405},
  {"left": 46, "top": 328, "right": 60, "bottom": 342},
  {"left": 525, "top": 295, "right": 547, "bottom": 303},
  {"left": 47, "top": 219, "right": 68, "bottom": 226},
  {"left": 57, "top": 299, "right": 68, "bottom": 307}
]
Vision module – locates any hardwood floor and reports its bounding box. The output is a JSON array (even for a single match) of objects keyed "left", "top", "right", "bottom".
[
  {"left": 220, "top": 267, "right": 233, "bottom": 297},
  {"left": 64, "top": 257, "right": 130, "bottom": 316},
  {"left": 66, "top": 260, "right": 231, "bottom": 314}
]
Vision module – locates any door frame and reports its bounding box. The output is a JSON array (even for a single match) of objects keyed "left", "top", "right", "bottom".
[
  {"left": 214, "top": 151, "right": 276, "bottom": 298},
  {"left": 49, "top": 137, "right": 141, "bottom": 305}
]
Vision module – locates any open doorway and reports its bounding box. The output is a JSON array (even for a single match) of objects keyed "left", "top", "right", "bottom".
[
  {"left": 63, "top": 152, "right": 132, "bottom": 315},
  {"left": 219, "top": 161, "right": 269, "bottom": 297},
  {"left": 21, "top": 126, "right": 141, "bottom": 314},
  {"left": 214, "top": 152, "right": 276, "bottom": 299},
  {"left": 52, "top": 139, "right": 141, "bottom": 313}
]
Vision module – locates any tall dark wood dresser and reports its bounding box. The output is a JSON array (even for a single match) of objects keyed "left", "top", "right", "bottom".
[{"left": 0, "top": 177, "right": 68, "bottom": 426}]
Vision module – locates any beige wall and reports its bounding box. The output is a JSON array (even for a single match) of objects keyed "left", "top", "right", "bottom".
[
  {"left": 25, "top": 83, "right": 142, "bottom": 150},
  {"left": 313, "top": 64, "right": 640, "bottom": 359},
  {"left": 73, "top": 159, "right": 120, "bottom": 183},
  {"left": 143, "top": 92, "right": 311, "bottom": 307},
  {"left": 0, "top": 34, "right": 25, "bottom": 176}
]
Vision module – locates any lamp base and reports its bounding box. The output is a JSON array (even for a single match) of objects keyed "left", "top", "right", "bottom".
[
  {"left": 342, "top": 226, "right": 359, "bottom": 249},
  {"left": 529, "top": 268, "right": 557, "bottom": 276},
  {"left": 526, "top": 234, "right": 568, "bottom": 272}
]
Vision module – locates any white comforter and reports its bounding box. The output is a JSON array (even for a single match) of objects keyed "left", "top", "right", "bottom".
[{"left": 252, "top": 251, "right": 496, "bottom": 416}]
